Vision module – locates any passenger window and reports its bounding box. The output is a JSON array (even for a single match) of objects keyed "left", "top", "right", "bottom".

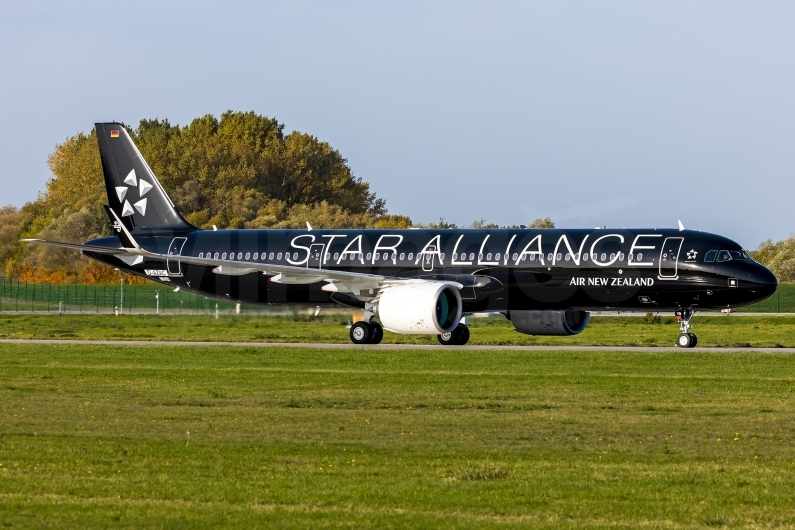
[
  {"left": 222, "top": 252, "right": 227, "bottom": 259},
  {"left": 293, "top": 252, "right": 298, "bottom": 260},
  {"left": 486, "top": 253, "right": 492, "bottom": 260},
  {"left": 199, "top": 252, "right": 204, "bottom": 258},
  {"left": 495, "top": 253, "right": 501, "bottom": 260},
  {"left": 269, "top": 252, "right": 275, "bottom": 260},
  {"left": 528, "top": 254, "right": 534, "bottom": 261},
  {"left": 245, "top": 252, "right": 250, "bottom": 260},
  {"left": 214, "top": 252, "right": 219, "bottom": 259},
  {"left": 556, "top": 253, "right": 562, "bottom": 261},
  {"left": 440, "top": 253, "right": 445, "bottom": 260},
  {"left": 276, "top": 252, "right": 282, "bottom": 260},
  {"left": 367, "top": 253, "right": 372, "bottom": 260},
  {"left": 601, "top": 253, "right": 606, "bottom": 261},
  {"left": 512, "top": 253, "right": 518, "bottom": 261},
  {"left": 407, "top": 253, "right": 413, "bottom": 260},
  {"left": 253, "top": 252, "right": 258, "bottom": 260},
  {"left": 716, "top": 250, "right": 732, "bottom": 262},
  {"left": 469, "top": 253, "right": 475, "bottom": 261},
  {"left": 564, "top": 253, "right": 570, "bottom": 261},
  {"left": 582, "top": 253, "right": 589, "bottom": 261}
]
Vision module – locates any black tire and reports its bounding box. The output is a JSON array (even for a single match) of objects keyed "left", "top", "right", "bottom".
[
  {"left": 677, "top": 333, "right": 692, "bottom": 348},
  {"left": 437, "top": 324, "right": 470, "bottom": 346},
  {"left": 456, "top": 324, "right": 470, "bottom": 346},
  {"left": 437, "top": 329, "right": 457, "bottom": 346},
  {"left": 369, "top": 322, "right": 384, "bottom": 344},
  {"left": 350, "top": 321, "right": 371, "bottom": 345},
  {"left": 689, "top": 333, "right": 698, "bottom": 348}
]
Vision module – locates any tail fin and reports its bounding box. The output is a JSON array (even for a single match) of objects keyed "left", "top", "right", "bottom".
[{"left": 95, "top": 123, "right": 195, "bottom": 233}]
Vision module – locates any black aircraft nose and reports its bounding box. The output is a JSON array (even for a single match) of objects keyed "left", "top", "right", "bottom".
[{"left": 750, "top": 262, "right": 778, "bottom": 300}]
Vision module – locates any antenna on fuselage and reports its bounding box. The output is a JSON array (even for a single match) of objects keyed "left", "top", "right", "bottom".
[
  {"left": 306, "top": 221, "right": 313, "bottom": 231},
  {"left": 677, "top": 220, "right": 685, "bottom": 231}
]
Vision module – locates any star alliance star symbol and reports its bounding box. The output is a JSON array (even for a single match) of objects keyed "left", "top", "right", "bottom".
[
  {"left": 687, "top": 249, "right": 698, "bottom": 260},
  {"left": 116, "top": 169, "right": 152, "bottom": 217}
]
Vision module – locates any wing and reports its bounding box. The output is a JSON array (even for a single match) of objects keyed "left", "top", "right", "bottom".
[{"left": 21, "top": 238, "right": 446, "bottom": 300}]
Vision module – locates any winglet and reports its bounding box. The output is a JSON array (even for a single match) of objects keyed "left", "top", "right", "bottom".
[{"left": 677, "top": 220, "right": 685, "bottom": 231}]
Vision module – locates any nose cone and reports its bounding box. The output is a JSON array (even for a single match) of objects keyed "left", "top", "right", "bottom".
[{"left": 750, "top": 262, "right": 778, "bottom": 301}]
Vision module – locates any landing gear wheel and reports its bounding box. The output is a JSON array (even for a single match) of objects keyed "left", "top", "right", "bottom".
[
  {"left": 437, "top": 324, "right": 470, "bottom": 346},
  {"left": 457, "top": 324, "right": 470, "bottom": 346},
  {"left": 350, "top": 321, "right": 371, "bottom": 345},
  {"left": 675, "top": 308, "right": 697, "bottom": 349},
  {"left": 437, "top": 331, "right": 455, "bottom": 346},
  {"left": 677, "top": 333, "right": 692, "bottom": 348},
  {"left": 369, "top": 322, "right": 384, "bottom": 344}
]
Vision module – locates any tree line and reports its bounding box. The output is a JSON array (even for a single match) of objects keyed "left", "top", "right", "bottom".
[{"left": 0, "top": 111, "right": 555, "bottom": 283}]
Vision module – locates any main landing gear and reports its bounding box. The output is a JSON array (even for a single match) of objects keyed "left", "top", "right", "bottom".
[
  {"left": 437, "top": 323, "right": 470, "bottom": 346},
  {"left": 675, "top": 308, "right": 698, "bottom": 348},
  {"left": 349, "top": 320, "right": 383, "bottom": 345}
]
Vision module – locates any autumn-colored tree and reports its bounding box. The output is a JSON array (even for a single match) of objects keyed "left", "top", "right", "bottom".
[
  {"left": 9, "top": 111, "right": 395, "bottom": 282},
  {"left": 752, "top": 235, "right": 795, "bottom": 283},
  {"left": 528, "top": 217, "right": 555, "bottom": 229}
]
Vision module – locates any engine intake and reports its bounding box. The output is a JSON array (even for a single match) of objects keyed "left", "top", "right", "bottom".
[
  {"left": 508, "top": 309, "right": 590, "bottom": 336},
  {"left": 375, "top": 281, "right": 462, "bottom": 334}
]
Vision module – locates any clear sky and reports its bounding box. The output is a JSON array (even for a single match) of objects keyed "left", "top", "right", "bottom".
[{"left": 1, "top": 1, "right": 793, "bottom": 248}]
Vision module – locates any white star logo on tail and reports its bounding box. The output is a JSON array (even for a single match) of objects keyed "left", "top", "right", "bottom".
[
  {"left": 133, "top": 198, "right": 147, "bottom": 216},
  {"left": 124, "top": 169, "right": 137, "bottom": 186},
  {"left": 121, "top": 200, "right": 135, "bottom": 217},
  {"left": 115, "top": 186, "right": 128, "bottom": 202},
  {"left": 139, "top": 179, "right": 153, "bottom": 196}
]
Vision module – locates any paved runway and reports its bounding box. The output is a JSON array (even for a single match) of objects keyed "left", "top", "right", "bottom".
[{"left": 1, "top": 339, "right": 794, "bottom": 353}]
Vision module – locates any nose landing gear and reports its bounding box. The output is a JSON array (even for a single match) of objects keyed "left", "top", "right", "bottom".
[{"left": 675, "top": 308, "right": 698, "bottom": 348}]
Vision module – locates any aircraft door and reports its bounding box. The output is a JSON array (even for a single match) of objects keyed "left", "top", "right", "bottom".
[
  {"left": 167, "top": 237, "right": 188, "bottom": 277},
  {"left": 307, "top": 244, "right": 324, "bottom": 268},
  {"left": 422, "top": 246, "right": 436, "bottom": 272},
  {"left": 659, "top": 237, "right": 684, "bottom": 279}
]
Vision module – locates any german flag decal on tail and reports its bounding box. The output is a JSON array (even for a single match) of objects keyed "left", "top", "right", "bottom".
[{"left": 110, "top": 130, "right": 119, "bottom": 138}]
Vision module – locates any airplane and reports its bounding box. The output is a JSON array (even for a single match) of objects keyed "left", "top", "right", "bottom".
[{"left": 23, "top": 123, "right": 778, "bottom": 348}]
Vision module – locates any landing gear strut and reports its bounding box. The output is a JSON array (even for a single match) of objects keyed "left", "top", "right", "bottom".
[
  {"left": 349, "top": 319, "right": 383, "bottom": 345},
  {"left": 437, "top": 323, "right": 470, "bottom": 346},
  {"left": 675, "top": 308, "right": 698, "bottom": 348}
]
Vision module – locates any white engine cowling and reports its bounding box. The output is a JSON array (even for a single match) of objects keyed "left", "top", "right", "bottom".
[
  {"left": 375, "top": 281, "right": 462, "bottom": 334},
  {"left": 508, "top": 310, "right": 590, "bottom": 336}
]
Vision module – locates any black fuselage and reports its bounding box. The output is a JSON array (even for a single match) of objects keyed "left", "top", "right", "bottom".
[{"left": 84, "top": 227, "right": 777, "bottom": 313}]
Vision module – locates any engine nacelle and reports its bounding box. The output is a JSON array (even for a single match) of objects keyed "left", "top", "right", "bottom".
[
  {"left": 508, "top": 309, "right": 590, "bottom": 336},
  {"left": 375, "top": 281, "right": 462, "bottom": 334}
]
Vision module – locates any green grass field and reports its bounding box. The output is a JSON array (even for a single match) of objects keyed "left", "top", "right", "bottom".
[
  {"left": 1, "top": 344, "right": 795, "bottom": 528},
  {"left": 1, "top": 313, "right": 794, "bottom": 347}
]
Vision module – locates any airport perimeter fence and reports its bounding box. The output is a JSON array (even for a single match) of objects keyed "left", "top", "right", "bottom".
[
  {"left": 0, "top": 277, "right": 270, "bottom": 316},
  {"left": 0, "top": 277, "right": 792, "bottom": 316}
]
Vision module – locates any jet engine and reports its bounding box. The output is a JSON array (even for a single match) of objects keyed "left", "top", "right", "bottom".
[
  {"left": 507, "top": 309, "right": 590, "bottom": 336},
  {"left": 375, "top": 281, "right": 462, "bottom": 334}
]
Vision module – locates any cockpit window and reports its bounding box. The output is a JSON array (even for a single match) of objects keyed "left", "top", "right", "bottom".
[
  {"left": 704, "top": 250, "right": 717, "bottom": 262},
  {"left": 730, "top": 250, "right": 751, "bottom": 260},
  {"left": 716, "top": 250, "right": 732, "bottom": 262}
]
